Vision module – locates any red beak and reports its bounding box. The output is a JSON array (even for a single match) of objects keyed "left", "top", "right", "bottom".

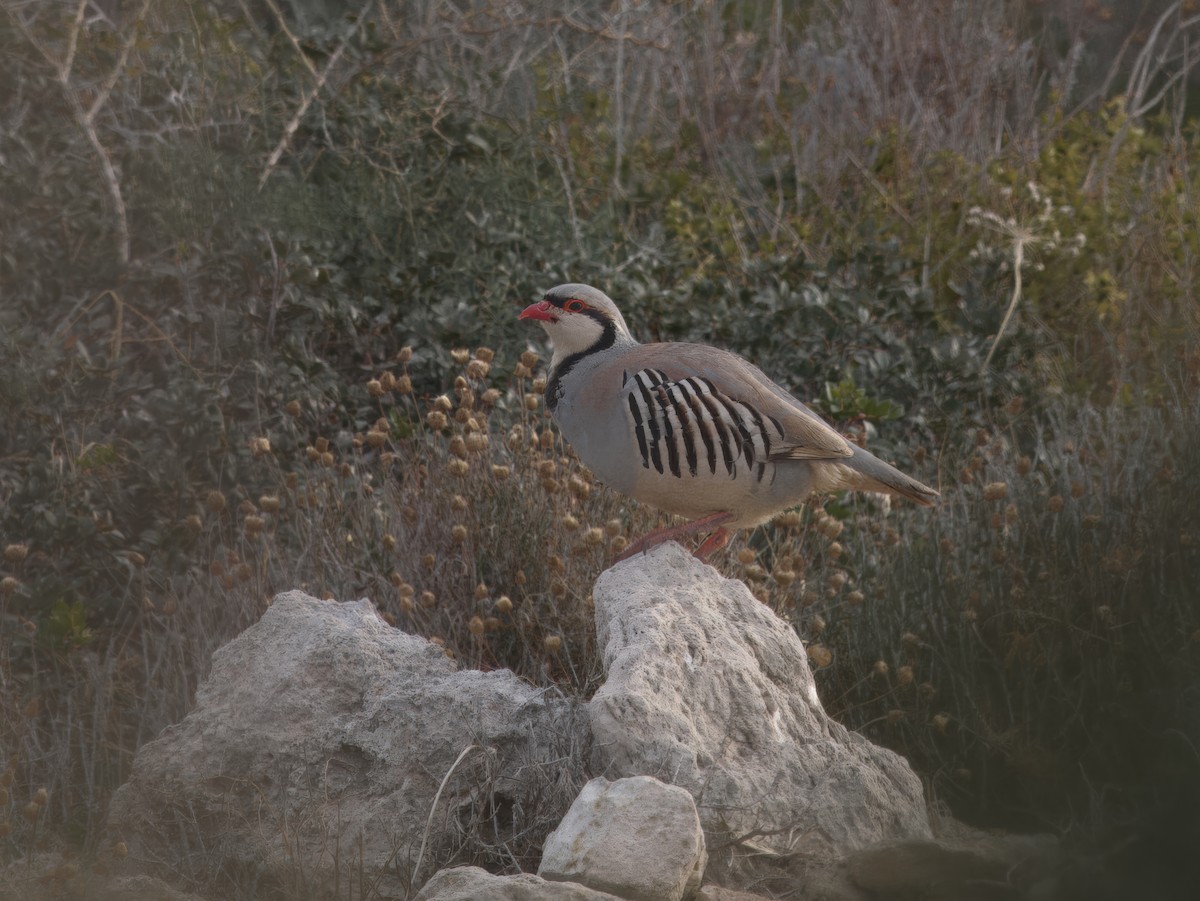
[{"left": 519, "top": 300, "right": 557, "bottom": 323}]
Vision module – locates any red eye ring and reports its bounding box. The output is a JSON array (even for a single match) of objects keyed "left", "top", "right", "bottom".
[{"left": 564, "top": 299, "right": 586, "bottom": 313}]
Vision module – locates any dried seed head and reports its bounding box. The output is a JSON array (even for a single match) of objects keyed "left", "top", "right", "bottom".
[
  {"left": 562, "top": 514, "right": 580, "bottom": 531},
  {"left": 34, "top": 787, "right": 47, "bottom": 806},
  {"left": 466, "top": 359, "right": 490, "bottom": 380},
  {"left": 259, "top": 495, "right": 281, "bottom": 513},
  {"left": 1071, "top": 481, "right": 1086, "bottom": 498},
  {"left": 481, "top": 388, "right": 500, "bottom": 405},
  {"left": 114, "top": 841, "right": 128, "bottom": 859},
  {"left": 828, "top": 541, "right": 843, "bottom": 559},
  {"left": 306, "top": 445, "right": 320, "bottom": 462},
  {"left": 567, "top": 475, "right": 591, "bottom": 499},
  {"left": 827, "top": 570, "right": 848, "bottom": 591},
  {"left": 520, "top": 350, "right": 539, "bottom": 369},
  {"left": 847, "top": 589, "right": 865, "bottom": 607},
  {"left": 873, "top": 659, "right": 888, "bottom": 676},
  {"left": 737, "top": 548, "right": 756, "bottom": 565},
  {"left": 434, "top": 395, "right": 453, "bottom": 412},
  {"left": 451, "top": 524, "right": 468, "bottom": 544},
  {"left": 773, "top": 510, "right": 802, "bottom": 529},
  {"left": 549, "top": 555, "right": 565, "bottom": 575},
  {"left": 451, "top": 494, "right": 468, "bottom": 512},
  {"left": 550, "top": 579, "right": 567, "bottom": 598},
  {"left": 1082, "top": 514, "right": 1102, "bottom": 529},
  {"left": 610, "top": 536, "right": 629, "bottom": 554},
  {"left": 1048, "top": 494, "right": 1065, "bottom": 512},
  {"left": 821, "top": 517, "right": 844, "bottom": 539},
  {"left": 367, "top": 429, "right": 387, "bottom": 448},
  {"left": 250, "top": 436, "right": 272, "bottom": 457},
  {"left": 468, "top": 616, "right": 485, "bottom": 636},
  {"left": 474, "top": 347, "right": 495, "bottom": 363},
  {"left": 532, "top": 376, "right": 547, "bottom": 392},
  {"left": 451, "top": 348, "right": 471, "bottom": 365},
  {"left": 931, "top": 713, "right": 951, "bottom": 734},
  {"left": 205, "top": 490, "right": 227, "bottom": 513},
  {"left": 605, "top": 519, "right": 623, "bottom": 537},
  {"left": 585, "top": 527, "right": 605, "bottom": 546},
  {"left": 465, "top": 433, "right": 488, "bottom": 453},
  {"left": 396, "top": 374, "right": 413, "bottom": 395},
  {"left": 491, "top": 464, "right": 510, "bottom": 480},
  {"left": 774, "top": 569, "right": 796, "bottom": 587},
  {"left": 806, "top": 644, "right": 832, "bottom": 667},
  {"left": 543, "top": 634, "right": 562, "bottom": 653},
  {"left": 426, "top": 411, "right": 448, "bottom": 431},
  {"left": 983, "top": 481, "right": 1008, "bottom": 501},
  {"left": 4, "top": 544, "right": 29, "bottom": 564},
  {"left": 379, "top": 371, "right": 397, "bottom": 392},
  {"left": 886, "top": 709, "right": 906, "bottom": 724},
  {"left": 285, "top": 399, "right": 302, "bottom": 417},
  {"left": 397, "top": 346, "right": 414, "bottom": 363},
  {"left": 319, "top": 451, "right": 335, "bottom": 467},
  {"left": 474, "top": 582, "right": 488, "bottom": 600},
  {"left": 539, "top": 430, "right": 555, "bottom": 450},
  {"left": 421, "top": 553, "right": 436, "bottom": 570},
  {"left": 244, "top": 514, "right": 265, "bottom": 533},
  {"left": 496, "top": 596, "right": 513, "bottom": 614},
  {"left": 897, "top": 665, "right": 914, "bottom": 686},
  {"left": 1, "top": 576, "right": 20, "bottom": 595},
  {"left": 809, "top": 614, "right": 826, "bottom": 635},
  {"left": 939, "top": 537, "right": 956, "bottom": 554},
  {"left": 1016, "top": 455, "right": 1032, "bottom": 475},
  {"left": 449, "top": 435, "right": 468, "bottom": 459},
  {"left": 315, "top": 437, "right": 330, "bottom": 453},
  {"left": 448, "top": 459, "right": 469, "bottom": 477},
  {"left": 1005, "top": 503, "right": 1019, "bottom": 525},
  {"left": 901, "top": 631, "right": 921, "bottom": 648},
  {"left": 420, "top": 591, "right": 436, "bottom": 608}
]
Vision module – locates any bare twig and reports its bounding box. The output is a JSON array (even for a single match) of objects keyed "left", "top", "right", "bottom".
[
  {"left": 258, "top": 0, "right": 374, "bottom": 190},
  {"left": 984, "top": 234, "right": 1026, "bottom": 372}
]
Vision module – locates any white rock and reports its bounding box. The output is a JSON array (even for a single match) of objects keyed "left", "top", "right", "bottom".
[
  {"left": 538, "top": 775, "right": 706, "bottom": 901},
  {"left": 415, "top": 866, "right": 624, "bottom": 900},
  {"left": 588, "top": 543, "right": 931, "bottom": 864},
  {"left": 107, "top": 592, "right": 587, "bottom": 900}
]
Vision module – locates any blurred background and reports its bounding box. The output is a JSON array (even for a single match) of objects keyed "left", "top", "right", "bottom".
[{"left": 1, "top": 1, "right": 1198, "bottom": 897}]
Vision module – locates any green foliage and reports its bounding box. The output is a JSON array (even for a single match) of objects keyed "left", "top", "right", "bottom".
[{"left": 1, "top": 0, "right": 1199, "bottom": 893}]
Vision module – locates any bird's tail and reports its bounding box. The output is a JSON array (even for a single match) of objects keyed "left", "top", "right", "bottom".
[{"left": 814, "top": 446, "right": 939, "bottom": 507}]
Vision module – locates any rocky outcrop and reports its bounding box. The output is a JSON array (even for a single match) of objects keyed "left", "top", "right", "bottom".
[
  {"left": 538, "top": 775, "right": 706, "bottom": 901},
  {"left": 589, "top": 543, "right": 931, "bottom": 866},
  {"left": 106, "top": 591, "right": 587, "bottom": 900},
  {"left": 105, "top": 545, "right": 1057, "bottom": 901}
]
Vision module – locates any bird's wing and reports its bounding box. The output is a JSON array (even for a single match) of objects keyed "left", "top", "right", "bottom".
[{"left": 616, "top": 343, "right": 854, "bottom": 463}]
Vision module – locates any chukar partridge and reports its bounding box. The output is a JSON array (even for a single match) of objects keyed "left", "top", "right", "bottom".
[{"left": 520, "top": 283, "right": 938, "bottom": 559}]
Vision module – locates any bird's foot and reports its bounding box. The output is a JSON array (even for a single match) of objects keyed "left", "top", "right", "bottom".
[{"left": 614, "top": 512, "right": 734, "bottom": 564}]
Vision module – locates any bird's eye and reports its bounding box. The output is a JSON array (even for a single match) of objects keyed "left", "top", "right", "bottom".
[{"left": 564, "top": 300, "right": 586, "bottom": 313}]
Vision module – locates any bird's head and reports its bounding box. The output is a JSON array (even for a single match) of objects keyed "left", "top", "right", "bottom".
[{"left": 519, "top": 284, "right": 634, "bottom": 365}]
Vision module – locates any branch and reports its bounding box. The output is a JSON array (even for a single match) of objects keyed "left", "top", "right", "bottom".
[{"left": 258, "top": 0, "right": 374, "bottom": 190}]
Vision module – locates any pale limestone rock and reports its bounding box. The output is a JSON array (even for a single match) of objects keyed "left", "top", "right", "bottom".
[
  {"left": 538, "top": 775, "right": 706, "bottom": 901},
  {"left": 415, "top": 866, "right": 625, "bottom": 900},
  {"left": 107, "top": 592, "right": 586, "bottom": 900},
  {"left": 588, "top": 543, "right": 931, "bottom": 865}
]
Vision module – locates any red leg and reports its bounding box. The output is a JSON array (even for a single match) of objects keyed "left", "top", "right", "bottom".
[
  {"left": 694, "top": 527, "right": 730, "bottom": 560},
  {"left": 615, "top": 512, "right": 734, "bottom": 563}
]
